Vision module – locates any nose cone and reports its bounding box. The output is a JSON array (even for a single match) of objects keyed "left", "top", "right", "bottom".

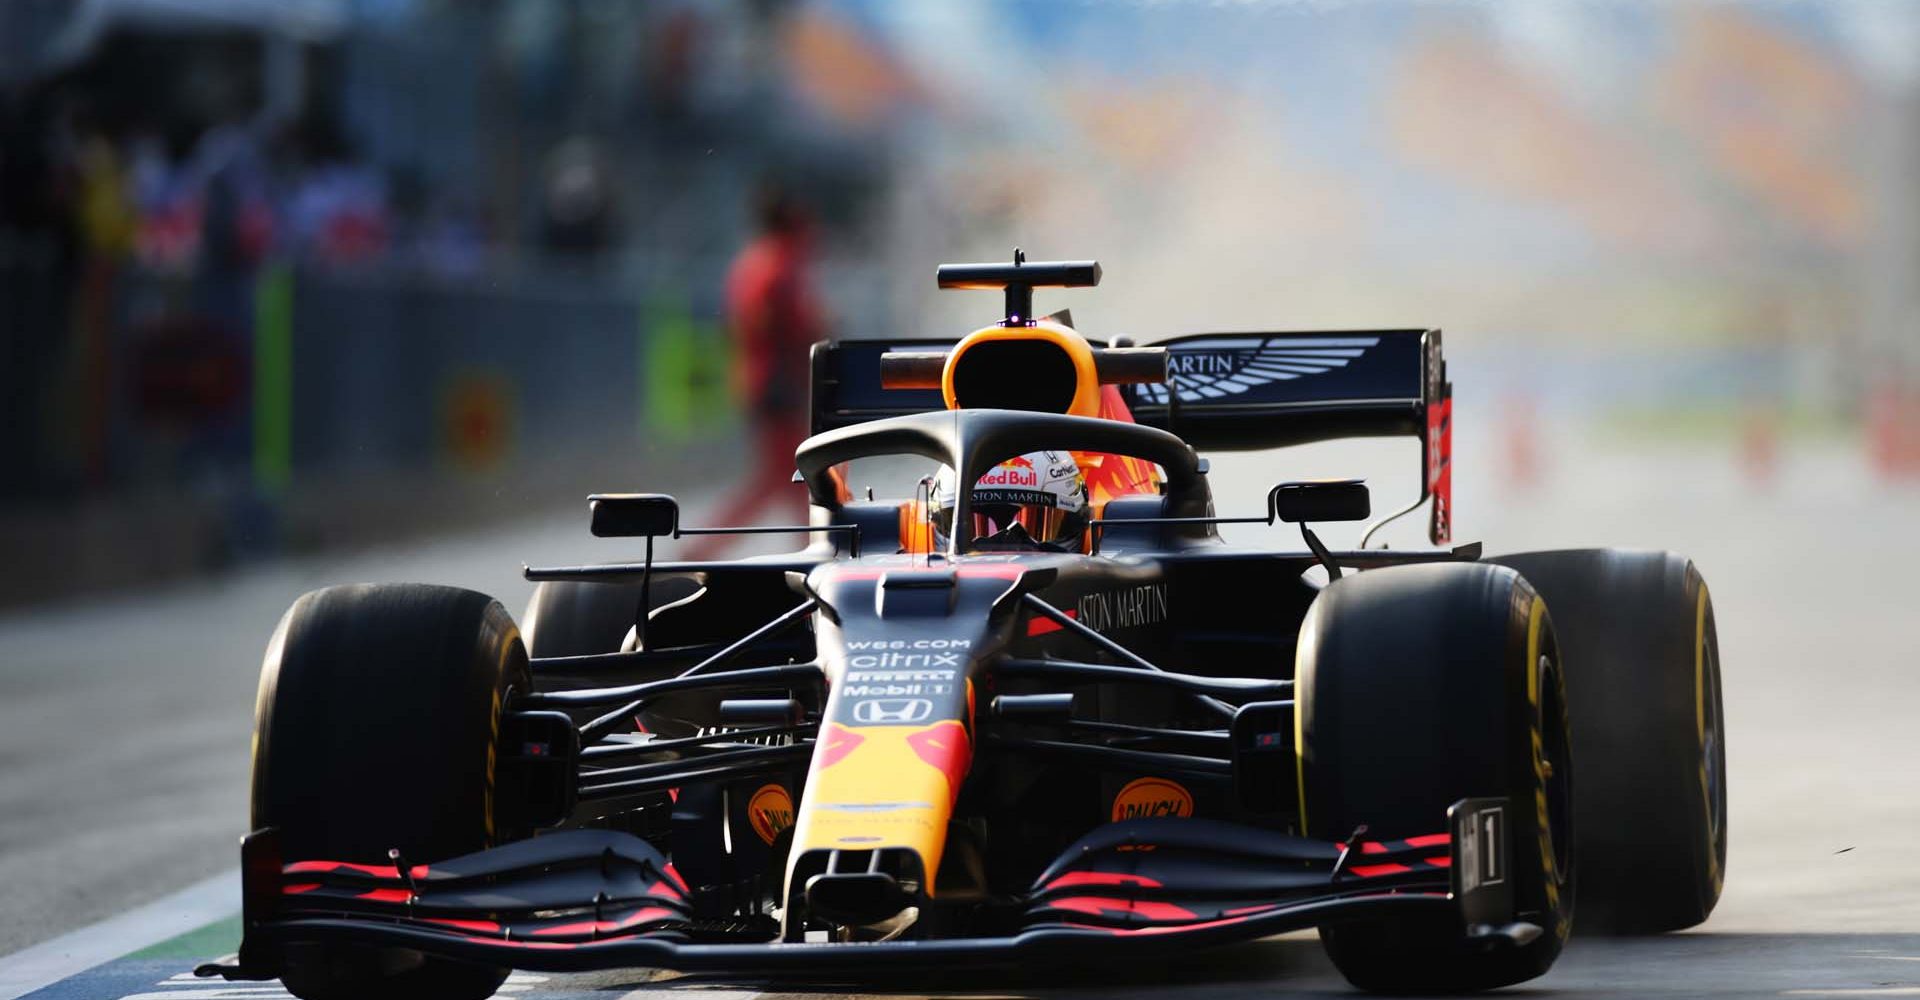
[
  {"left": 804, "top": 864, "right": 912, "bottom": 927},
  {"left": 786, "top": 564, "right": 1027, "bottom": 934}
]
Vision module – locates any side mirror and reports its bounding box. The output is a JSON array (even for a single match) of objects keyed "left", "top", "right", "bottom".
[
  {"left": 1269, "top": 479, "right": 1370, "bottom": 524},
  {"left": 589, "top": 493, "right": 680, "bottom": 538}
]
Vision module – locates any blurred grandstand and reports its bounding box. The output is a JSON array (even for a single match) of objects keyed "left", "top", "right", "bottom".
[{"left": 1, "top": 0, "right": 1914, "bottom": 606}]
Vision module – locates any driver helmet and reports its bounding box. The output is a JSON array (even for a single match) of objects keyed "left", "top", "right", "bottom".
[{"left": 930, "top": 450, "right": 1089, "bottom": 549}]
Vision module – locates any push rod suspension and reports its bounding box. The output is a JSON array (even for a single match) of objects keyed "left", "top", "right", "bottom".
[
  {"left": 1043, "top": 718, "right": 1233, "bottom": 751},
  {"left": 580, "top": 723, "right": 816, "bottom": 761},
  {"left": 580, "top": 742, "right": 814, "bottom": 787},
  {"left": 984, "top": 736, "right": 1234, "bottom": 778},
  {"left": 997, "top": 655, "right": 1291, "bottom": 702},
  {"left": 531, "top": 642, "right": 729, "bottom": 675},
  {"left": 577, "top": 743, "right": 813, "bottom": 800},
  {"left": 1019, "top": 594, "right": 1237, "bottom": 720}
]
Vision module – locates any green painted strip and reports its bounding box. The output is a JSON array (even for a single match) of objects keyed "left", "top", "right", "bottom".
[
  {"left": 252, "top": 264, "right": 293, "bottom": 494},
  {"left": 124, "top": 915, "right": 240, "bottom": 961}
]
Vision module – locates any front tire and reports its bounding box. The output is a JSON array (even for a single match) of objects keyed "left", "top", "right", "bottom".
[
  {"left": 1298, "top": 563, "right": 1573, "bottom": 993},
  {"left": 252, "top": 583, "right": 526, "bottom": 1000},
  {"left": 1488, "top": 549, "right": 1725, "bottom": 933},
  {"left": 523, "top": 577, "right": 702, "bottom": 657}
]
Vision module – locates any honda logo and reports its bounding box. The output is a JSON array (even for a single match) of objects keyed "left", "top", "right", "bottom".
[{"left": 851, "top": 698, "right": 934, "bottom": 724}]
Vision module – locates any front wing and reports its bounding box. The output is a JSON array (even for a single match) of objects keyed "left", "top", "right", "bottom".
[{"left": 202, "top": 801, "right": 1517, "bottom": 979}]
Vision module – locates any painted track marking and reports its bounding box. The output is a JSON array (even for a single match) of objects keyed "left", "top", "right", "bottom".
[{"left": 0, "top": 872, "right": 238, "bottom": 1000}]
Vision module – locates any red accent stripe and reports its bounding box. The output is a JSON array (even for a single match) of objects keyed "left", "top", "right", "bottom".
[
  {"left": 1424, "top": 856, "right": 1451, "bottom": 867},
  {"left": 527, "top": 907, "right": 677, "bottom": 937},
  {"left": 1025, "top": 608, "right": 1076, "bottom": 636},
  {"left": 661, "top": 863, "right": 691, "bottom": 894},
  {"left": 1050, "top": 896, "right": 1197, "bottom": 922},
  {"left": 1348, "top": 863, "right": 1413, "bottom": 878},
  {"left": 425, "top": 918, "right": 501, "bottom": 933},
  {"left": 1359, "top": 842, "right": 1388, "bottom": 855},
  {"left": 357, "top": 888, "right": 412, "bottom": 903},
  {"left": 1222, "top": 904, "right": 1275, "bottom": 916},
  {"left": 1045, "top": 871, "right": 1164, "bottom": 890},
  {"left": 282, "top": 883, "right": 322, "bottom": 895},
  {"left": 281, "top": 860, "right": 429, "bottom": 880},
  {"left": 284, "top": 861, "right": 397, "bottom": 877},
  {"left": 1404, "top": 833, "right": 1450, "bottom": 848}
]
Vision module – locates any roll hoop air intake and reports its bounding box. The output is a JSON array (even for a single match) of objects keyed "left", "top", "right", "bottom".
[{"left": 881, "top": 250, "right": 1168, "bottom": 417}]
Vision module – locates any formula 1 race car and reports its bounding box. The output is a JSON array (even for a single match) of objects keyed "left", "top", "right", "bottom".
[{"left": 204, "top": 254, "right": 1726, "bottom": 998}]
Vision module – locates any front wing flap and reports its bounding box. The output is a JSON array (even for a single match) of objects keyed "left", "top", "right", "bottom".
[{"left": 208, "top": 801, "right": 1515, "bottom": 979}]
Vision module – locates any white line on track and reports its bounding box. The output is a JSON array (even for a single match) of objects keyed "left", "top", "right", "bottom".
[{"left": 0, "top": 869, "right": 240, "bottom": 1000}]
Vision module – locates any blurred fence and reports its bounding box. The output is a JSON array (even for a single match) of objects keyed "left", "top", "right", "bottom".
[{"left": 0, "top": 252, "right": 746, "bottom": 605}]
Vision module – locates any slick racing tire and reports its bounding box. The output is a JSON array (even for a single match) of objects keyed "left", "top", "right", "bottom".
[
  {"left": 523, "top": 578, "right": 701, "bottom": 657},
  {"left": 252, "top": 583, "right": 527, "bottom": 1000},
  {"left": 1298, "top": 563, "right": 1573, "bottom": 993},
  {"left": 1488, "top": 549, "right": 1725, "bottom": 934}
]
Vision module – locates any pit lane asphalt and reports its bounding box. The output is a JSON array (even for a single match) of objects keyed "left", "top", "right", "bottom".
[{"left": 2, "top": 431, "right": 1916, "bottom": 998}]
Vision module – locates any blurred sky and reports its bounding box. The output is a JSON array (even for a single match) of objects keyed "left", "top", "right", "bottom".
[{"left": 822, "top": 0, "right": 1918, "bottom": 375}]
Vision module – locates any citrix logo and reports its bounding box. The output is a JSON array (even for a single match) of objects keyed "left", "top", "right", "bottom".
[{"left": 846, "top": 650, "right": 961, "bottom": 669}]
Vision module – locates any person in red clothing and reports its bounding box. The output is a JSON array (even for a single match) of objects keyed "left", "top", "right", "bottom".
[{"left": 688, "top": 185, "right": 823, "bottom": 559}]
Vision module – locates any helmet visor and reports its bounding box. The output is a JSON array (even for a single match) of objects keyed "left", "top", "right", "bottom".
[{"left": 932, "top": 501, "right": 1083, "bottom": 547}]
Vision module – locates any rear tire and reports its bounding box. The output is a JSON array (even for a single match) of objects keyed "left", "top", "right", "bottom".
[
  {"left": 1488, "top": 549, "right": 1725, "bottom": 933},
  {"left": 252, "top": 583, "right": 526, "bottom": 1000},
  {"left": 1298, "top": 563, "right": 1573, "bottom": 993}
]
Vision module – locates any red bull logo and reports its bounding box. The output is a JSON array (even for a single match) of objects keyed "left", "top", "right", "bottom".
[{"left": 978, "top": 455, "right": 1040, "bottom": 487}]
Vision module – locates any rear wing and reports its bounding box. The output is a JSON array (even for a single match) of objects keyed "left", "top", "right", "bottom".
[
  {"left": 1128, "top": 329, "right": 1451, "bottom": 544},
  {"left": 807, "top": 328, "right": 1452, "bottom": 542}
]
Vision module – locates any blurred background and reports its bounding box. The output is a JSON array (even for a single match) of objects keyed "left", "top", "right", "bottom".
[
  {"left": 3, "top": 0, "right": 1916, "bottom": 603},
  {"left": 3, "top": 0, "right": 1920, "bottom": 980}
]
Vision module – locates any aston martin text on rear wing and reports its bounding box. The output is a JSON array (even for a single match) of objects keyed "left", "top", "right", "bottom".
[{"left": 808, "top": 328, "right": 1452, "bottom": 543}]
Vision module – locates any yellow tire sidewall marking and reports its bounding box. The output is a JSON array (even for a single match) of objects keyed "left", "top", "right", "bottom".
[{"left": 1527, "top": 596, "right": 1565, "bottom": 933}]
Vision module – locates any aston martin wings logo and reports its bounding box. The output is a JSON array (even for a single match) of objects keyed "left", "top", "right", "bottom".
[{"left": 1137, "top": 336, "right": 1381, "bottom": 403}]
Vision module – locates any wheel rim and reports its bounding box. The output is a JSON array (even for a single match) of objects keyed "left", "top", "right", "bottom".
[
  {"left": 1699, "top": 606, "right": 1727, "bottom": 873},
  {"left": 1539, "top": 653, "right": 1574, "bottom": 881}
]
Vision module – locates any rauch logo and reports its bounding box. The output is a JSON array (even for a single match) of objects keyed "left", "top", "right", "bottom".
[
  {"left": 1111, "top": 776, "right": 1194, "bottom": 821},
  {"left": 748, "top": 783, "right": 795, "bottom": 845}
]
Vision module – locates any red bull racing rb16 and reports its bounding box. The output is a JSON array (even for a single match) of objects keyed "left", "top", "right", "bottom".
[{"left": 203, "top": 254, "right": 1727, "bottom": 997}]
